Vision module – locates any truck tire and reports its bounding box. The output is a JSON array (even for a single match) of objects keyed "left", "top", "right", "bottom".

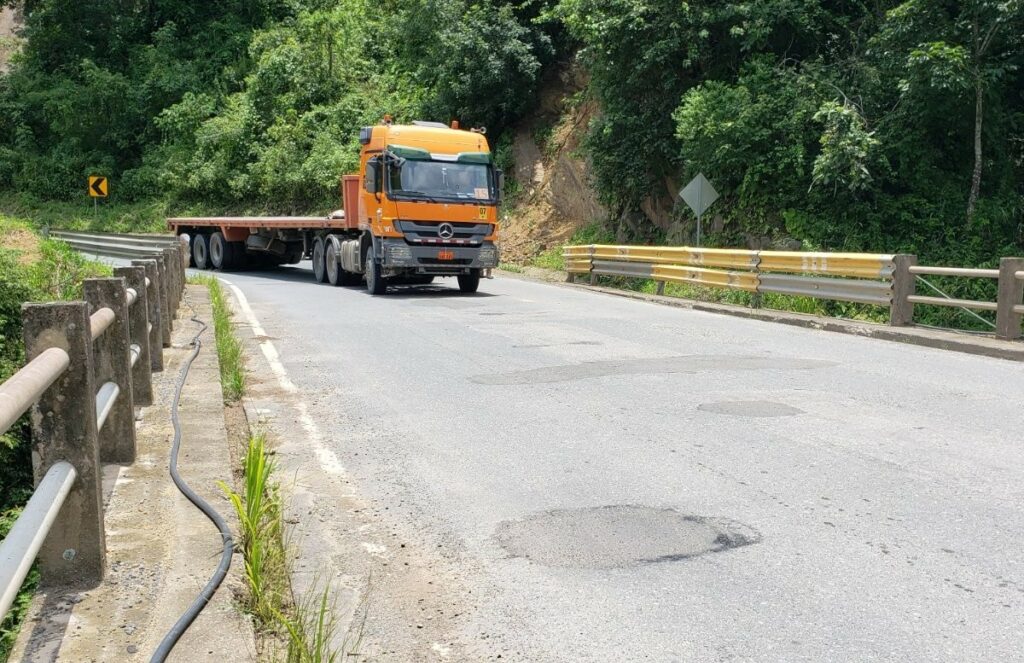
[
  {"left": 312, "top": 237, "right": 327, "bottom": 283},
  {"left": 210, "top": 232, "right": 230, "bottom": 270},
  {"left": 193, "top": 234, "right": 211, "bottom": 270},
  {"left": 457, "top": 269, "right": 481, "bottom": 293},
  {"left": 180, "top": 233, "right": 195, "bottom": 268},
  {"left": 226, "top": 241, "right": 246, "bottom": 270},
  {"left": 326, "top": 241, "right": 343, "bottom": 286},
  {"left": 365, "top": 256, "right": 387, "bottom": 295}
]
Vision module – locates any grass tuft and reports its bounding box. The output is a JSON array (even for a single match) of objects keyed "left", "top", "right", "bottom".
[
  {"left": 219, "top": 432, "right": 286, "bottom": 628},
  {"left": 223, "top": 433, "right": 352, "bottom": 661},
  {"left": 192, "top": 275, "right": 245, "bottom": 402}
]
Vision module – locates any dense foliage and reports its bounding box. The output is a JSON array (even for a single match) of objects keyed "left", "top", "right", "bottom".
[
  {"left": 557, "top": 0, "right": 1023, "bottom": 264},
  {"left": 0, "top": 0, "right": 556, "bottom": 209}
]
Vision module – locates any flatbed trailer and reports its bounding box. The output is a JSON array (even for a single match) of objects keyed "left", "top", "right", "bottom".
[{"left": 169, "top": 119, "right": 502, "bottom": 295}]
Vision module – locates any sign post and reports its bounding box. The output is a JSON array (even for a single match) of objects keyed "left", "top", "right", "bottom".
[
  {"left": 678, "top": 173, "right": 719, "bottom": 247},
  {"left": 89, "top": 176, "right": 108, "bottom": 219}
]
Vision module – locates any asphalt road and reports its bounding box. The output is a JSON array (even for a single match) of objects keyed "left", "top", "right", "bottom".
[{"left": 218, "top": 263, "right": 1024, "bottom": 662}]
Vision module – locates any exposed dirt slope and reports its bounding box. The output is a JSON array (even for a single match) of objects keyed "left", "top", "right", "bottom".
[
  {"left": 0, "top": 6, "right": 23, "bottom": 73},
  {"left": 500, "top": 63, "right": 605, "bottom": 263}
]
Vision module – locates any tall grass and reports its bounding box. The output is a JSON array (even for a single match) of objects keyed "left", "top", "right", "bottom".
[
  {"left": 191, "top": 275, "right": 245, "bottom": 401},
  {"left": 222, "top": 434, "right": 348, "bottom": 662},
  {"left": 219, "top": 433, "right": 285, "bottom": 627}
]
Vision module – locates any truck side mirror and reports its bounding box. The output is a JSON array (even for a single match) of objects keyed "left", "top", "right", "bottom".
[
  {"left": 365, "top": 159, "right": 379, "bottom": 193},
  {"left": 495, "top": 169, "right": 505, "bottom": 204}
]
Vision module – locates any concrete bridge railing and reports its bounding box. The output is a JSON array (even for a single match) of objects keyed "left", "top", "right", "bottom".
[{"left": 0, "top": 241, "right": 188, "bottom": 621}]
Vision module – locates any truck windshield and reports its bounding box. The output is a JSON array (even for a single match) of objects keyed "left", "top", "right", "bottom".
[{"left": 388, "top": 160, "right": 494, "bottom": 203}]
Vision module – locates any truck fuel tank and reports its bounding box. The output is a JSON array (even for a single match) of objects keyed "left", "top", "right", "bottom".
[{"left": 339, "top": 237, "right": 362, "bottom": 274}]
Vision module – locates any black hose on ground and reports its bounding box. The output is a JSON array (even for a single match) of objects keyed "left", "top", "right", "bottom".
[{"left": 150, "top": 291, "right": 234, "bottom": 663}]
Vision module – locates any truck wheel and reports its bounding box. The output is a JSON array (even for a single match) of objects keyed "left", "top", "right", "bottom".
[
  {"left": 180, "top": 233, "right": 195, "bottom": 268},
  {"left": 226, "top": 241, "right": 246, "bottom": 270},
  {"left": 366, "top": 256, "right": 387, "bottom": 295},
  {"left": 326, "top": 241, "right": 343, "bottom": 286},
  {"left": 312, "top": 237, "right": 327, "bottom": 283},
  {"left": 193, "top": 234, "right": 210, "bottom": 270},
  {"left": 210, "top": 232, "right": 229, "bottom": 270},
  {"left": 457, "top": 270, "right": 481, "bottom": 294}
]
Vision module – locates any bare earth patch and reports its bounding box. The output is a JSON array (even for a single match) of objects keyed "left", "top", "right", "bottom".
[{"left": 0, "top": 226, "right": 42, "bottom": 265}]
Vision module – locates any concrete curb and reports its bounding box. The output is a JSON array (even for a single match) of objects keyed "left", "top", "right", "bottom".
[{"left": 495, "top": 267, "right": 1024, "bottom": 362}]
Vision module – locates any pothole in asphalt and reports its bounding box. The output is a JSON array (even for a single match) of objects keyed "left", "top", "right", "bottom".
[
  {"left": 470, "top": 355, "right": 836, "bottom": 385},
  {"left": 495, "top": 505, "right": 759, "bottom": 569},
  {"left": 698, "top": 401, "right": 803, "bottom": 417}
]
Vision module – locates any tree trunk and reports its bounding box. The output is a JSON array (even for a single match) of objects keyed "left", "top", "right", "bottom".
[{"left": 966, "top": 79, "right": 983, "bottom": 225}]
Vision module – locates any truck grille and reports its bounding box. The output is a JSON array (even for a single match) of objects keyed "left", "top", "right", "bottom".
[{"left": 396, "top": 220, "right": 492, "bottom": 246}]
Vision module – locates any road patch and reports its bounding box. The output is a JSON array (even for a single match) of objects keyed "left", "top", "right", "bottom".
[
  {"left": 471, "top": 354, "right": 836, "bottom": 385},
  {"left": 495, "top": 505, "right": 759, "bottom": 569}
]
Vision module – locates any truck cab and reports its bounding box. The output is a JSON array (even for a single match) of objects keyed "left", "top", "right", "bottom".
[{"left": 340, "top": 119, "right": 502, "bottom": 294}]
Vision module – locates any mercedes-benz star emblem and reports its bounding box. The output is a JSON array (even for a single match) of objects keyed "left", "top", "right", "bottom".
[{"left": 438, "top": 223, "right": 455, "bottom": 239}]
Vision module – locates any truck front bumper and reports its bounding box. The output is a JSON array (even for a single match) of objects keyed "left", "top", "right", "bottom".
[{"left": 380, "top": 239, "right": 499, "bottom": 272}]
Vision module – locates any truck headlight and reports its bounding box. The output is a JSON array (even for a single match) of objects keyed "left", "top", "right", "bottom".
[
  {"left": 478, "top": 247, "right": 497, "bottom": 265},
  {"left": 387, "top": 245, "right": 412, "bottom": 263}
]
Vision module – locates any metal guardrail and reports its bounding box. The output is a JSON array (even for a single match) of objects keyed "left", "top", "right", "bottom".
[
  {"left": 0, "top": 235, "right": 188, "bottom": 622},
  {"left": 563, "top": 244, "right": 1024, "bottom": 340},
  {"left": 48, "top": 229, "right": 183, "bottom": 261}
]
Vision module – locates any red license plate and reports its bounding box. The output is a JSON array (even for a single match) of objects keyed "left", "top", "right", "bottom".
[{"left": 437, "top": 250, "right": 455, "bottom": 261}]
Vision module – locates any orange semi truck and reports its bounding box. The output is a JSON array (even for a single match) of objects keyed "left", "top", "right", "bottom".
[{"left": 168, "top": 118, "right": 501, "bottom": 294}]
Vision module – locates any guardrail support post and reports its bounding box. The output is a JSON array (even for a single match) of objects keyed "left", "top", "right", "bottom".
[
  {"left": 114, "top": 266, "right": 153, "bottom": 406},
  {"left": 890, "top": 254, "right": 917, "bottom": 326},
  {"left": 995, "top": 257, "right": 1024, "bottom": 340},
  {"left": 655, "top": 281, "right": 665, "bottom": 296},
  {"left": 84, "top": 278, "right": 136, "bottom": 463},
  {"left": 132, "top": 259, "right": 164, "bottom": 370},
  {"left": 155, "top": 254, "right": 172, "bottom": 347},
  {"left": 21, "top": 301, "right": 105, "bottom": 587},
  {"left": 163, "top": 246, "right": 182, "bottom": 314}
]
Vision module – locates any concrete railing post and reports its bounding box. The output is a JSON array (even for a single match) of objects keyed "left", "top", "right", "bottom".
[
  {"left": 132, "top": 259, "right": 164, "bottom": 371},
  {"left": 83, "top": 278, "right": 136, "bottom": 463},
  {"left": 21, "top": 301, "right": 105, "bottom": 587},
  {"left": 155, "top": 253, "right": 172, "bottom": 347},
  {"left": 995, "top": 257, "right": 1024, "bottom": 340},
  {"left": 890, "top": 254, "right": 918, "bottom": 327},
  {"left": 113, "top": 266, "right": 153, "bottom": 407},
  {"left": 163, "top": 246, "right": 182, "bottom": 315}
]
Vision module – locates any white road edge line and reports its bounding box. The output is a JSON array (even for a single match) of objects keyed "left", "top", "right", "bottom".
[{"left": 223, "top": 279, "right": 347, "bottom": 477}]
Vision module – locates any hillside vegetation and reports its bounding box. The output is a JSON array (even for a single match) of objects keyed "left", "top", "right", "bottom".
[{"left": 0, "top": 0, "right": 1021, "bottom": 267}]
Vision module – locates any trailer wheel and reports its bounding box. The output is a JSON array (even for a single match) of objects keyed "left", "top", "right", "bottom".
[
  {"left": 365, "top": 256, "right": 387, "bottom": 295},
  {"left": 179, "top": 233, "right": 195, "bottom": 268},
  {"left": 226, "top": 241, "right": 246, "bottom": 270},
  {"left": 193, "top": 234, "right": 211, "bottom": 270},
  {"left": 209, "top": 232, "right": 229, "bottom": 270},
  {"left": 457, "top": 269, "right": 481, "bottom": 294},
  {"left": 312, "top": 237, "right": 327, "bottom": 283}
]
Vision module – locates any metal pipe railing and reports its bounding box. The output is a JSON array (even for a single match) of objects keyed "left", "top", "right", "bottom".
[
  {"left": 95, "top": 381, "right": 120, "bottom": 432},
  {"left": 0, "top": 232, "right": 189, "bottom": 627},
  {"left": 0, "top": 462, "right": 77, "bottom": 619},
  {"left": 909, "top": 266, "right": 999, "bottom": 278},
  {"left": 906, "top": 295, "right": 999, "bottom": 311},
  {"left": 0, "top": 348, "right": 70, "bottom": 433},
  {"left": 90, "top": 307, "right": 116, "bottom": 341}
]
